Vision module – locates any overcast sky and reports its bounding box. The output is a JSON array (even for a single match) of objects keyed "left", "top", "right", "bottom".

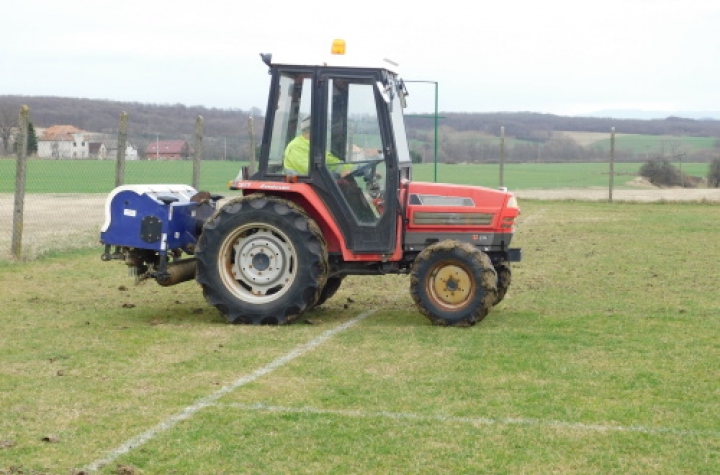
[{"left": 2, "top": 0, "right": 719, "bottom": 117}]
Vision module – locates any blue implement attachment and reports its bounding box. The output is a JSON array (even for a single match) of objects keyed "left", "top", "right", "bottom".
[{"left": 100, "top": 184, "right": 201, "bottom": 252}]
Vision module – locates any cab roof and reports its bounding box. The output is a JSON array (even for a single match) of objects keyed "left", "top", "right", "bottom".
[{"left": 261, "top": 42, "right": 400, "bottom": 74}]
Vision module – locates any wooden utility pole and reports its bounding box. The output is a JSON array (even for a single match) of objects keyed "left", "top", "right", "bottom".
[
  {"left": 11, "top": 105, "right": 29, "bottom": 260},
  {"left": 115, "top": 111, "right": 128, "bottom": 187},
  {"left": 499, "top": 126, "right": 506, "bottom": 188},
  {"left": 609, "top": 127, "right": 615, "bottom": 203},
  {"left": 193, "top": 115, "right": 204, "bottom": 190}
]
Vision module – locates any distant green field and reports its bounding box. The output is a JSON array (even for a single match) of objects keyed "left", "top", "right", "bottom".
[
  {"left": 404, "top": 161, "right": 711, "bottom": 190},
  {"left": 0, "top": 158, "right": 714, "bottom": 193},
  {"left": 592, "top": 135, "right": 719, "bottom": 154},
  {"left": 0, "top": 158, "right": 245, "bottom": 194}
]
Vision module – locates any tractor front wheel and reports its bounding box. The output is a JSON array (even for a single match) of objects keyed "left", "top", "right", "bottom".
[
  {"left": 410, "top": 241, "right": 497, "bottom": 326},
  {"left": 196, "top": 194, "right": 328, "bottom": 324}
]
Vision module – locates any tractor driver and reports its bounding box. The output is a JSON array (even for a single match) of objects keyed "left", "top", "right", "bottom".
[
  {"left": 283, "top": 116, "right": 351, "bottom": 176},
  {"left": 283, "top": 116, "right": 378, "bottom": 222}
]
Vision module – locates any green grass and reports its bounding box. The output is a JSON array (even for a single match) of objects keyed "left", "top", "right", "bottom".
[
  {"left": 592, "top": 134, "right": 719, "bottom": 154},
  {"left": 1, "top": 158, "right": 714, "bottom": 193},
  {"left": 0, "top": 158, "right": 247, "bottom": 194},
  {"left": 414, "top": 161, "right": 712, "bottom": 189},
  {"left": 1, "top": 201, "right": 718, "bottom": 474}
]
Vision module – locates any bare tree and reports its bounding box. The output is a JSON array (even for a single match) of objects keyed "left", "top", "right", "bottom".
[{"left": 0, "top": 107, "right": 16, "bottom": 155}]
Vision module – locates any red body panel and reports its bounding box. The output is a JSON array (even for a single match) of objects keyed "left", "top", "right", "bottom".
[
  {"left": 404, "top": 182, "right": 519, "bottom": 234},
  {"left": 229, "top": 180, "right": 405, "bottom": 262}
]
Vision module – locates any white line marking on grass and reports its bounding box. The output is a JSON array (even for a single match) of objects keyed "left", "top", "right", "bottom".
[
  {"left": 219, "top": 403, "right": 720, "bottom": 438},
  {"left": 81, "top": 309, "right": 376, "bottom": 473}
]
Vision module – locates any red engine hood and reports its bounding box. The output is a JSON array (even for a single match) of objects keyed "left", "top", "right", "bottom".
[{"left": 403, "top": 181, "right": 519, "bottom": 231}]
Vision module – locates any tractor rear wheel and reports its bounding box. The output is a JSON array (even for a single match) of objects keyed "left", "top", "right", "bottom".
[
  {"left": 493, "top": 262, "right": 512, "bottom": 305},
  {"left": 313, "top": 275, "right": 345, "bottom": 307},
  {"left": 410, "top": 241, "right": 497, "bottom": 326},
  {"left": 196, "top": 194, "right": 328, "bottom": 324}
]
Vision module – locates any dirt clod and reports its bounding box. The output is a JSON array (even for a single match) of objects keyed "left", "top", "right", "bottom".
[{"left": 116, "top": 464, "right": 139, "bottom": 475}]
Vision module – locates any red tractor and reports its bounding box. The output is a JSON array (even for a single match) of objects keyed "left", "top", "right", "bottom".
[{"left": 100, "top": 40, "right": 521, "bottom": 326}]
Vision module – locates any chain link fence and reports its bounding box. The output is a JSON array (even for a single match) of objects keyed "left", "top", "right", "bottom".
[
  {"left": 1, "top": 109, "right": 256, "bottom": 261},
  {"left": 3, "top": 107, "right": 719, "bottom": 261}
]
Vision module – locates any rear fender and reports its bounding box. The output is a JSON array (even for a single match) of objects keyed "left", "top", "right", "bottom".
[{"left": 229, "top": 181, "right": 347, "bottom": 254}]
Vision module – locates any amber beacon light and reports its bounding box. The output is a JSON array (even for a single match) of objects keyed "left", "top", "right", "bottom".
[{"left": 331, "top": 39, "right": 346, "bottom": 55}]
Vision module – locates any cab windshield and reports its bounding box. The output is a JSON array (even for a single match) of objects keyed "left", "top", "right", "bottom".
[{"left": 389, "top": 76, "right": 411, "bottom": 164}]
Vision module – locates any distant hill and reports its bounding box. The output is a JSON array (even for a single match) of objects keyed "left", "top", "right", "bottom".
[
  {"left": 0, "top": 95, "right": 257, "bottom": 137},
  {"left": 584, "top": 110, "right": 720, "bottom": 120},
  {"left": 406, "top": 111, "right": 720, "bottom": 141},
  {"left": 0, "top": 95, "right": 261, "bottom": 160}
]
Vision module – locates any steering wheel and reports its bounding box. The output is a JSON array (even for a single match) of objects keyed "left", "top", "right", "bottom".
[{"left": 347, "top": 162, "right": 375, "bottom": 180}]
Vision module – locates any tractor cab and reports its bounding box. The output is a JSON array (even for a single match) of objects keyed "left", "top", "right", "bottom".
[{"left": 237, "top": 44, "right": 412, "bottom": 254}]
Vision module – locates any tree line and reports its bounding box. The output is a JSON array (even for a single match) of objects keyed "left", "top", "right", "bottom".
[
  {"left": 2, "top": 96, "right": 720, "bottom": 164},
  {"left": 0, "top": 96, "right": 261, "bottom": 161},
  {"left": 413, "top": 112, "right": 720, "bottom": 138}
]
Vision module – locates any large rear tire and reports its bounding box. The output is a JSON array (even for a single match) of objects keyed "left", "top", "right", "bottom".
[
  {"left": 313, "top": 275, "right": 346, "bottom": 308},
  {"left": 493, "top": 261, "right": 512, "bottom": 306},
  {"left": 410, "top": 241, "right": 497, "bottom": 326},
  {"left": 196, "top": 194, "right": 328, "bottom": 324}
]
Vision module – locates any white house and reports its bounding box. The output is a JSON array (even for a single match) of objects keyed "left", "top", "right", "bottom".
[
  {"left": 37, "top": 125, "right": 89, "bottom": 158},
  {"left": 105, "top": 141, "right": 139, "bottom": 161},
  {"left": 37, "top": 126, "right": 138, "bottom": 160}
]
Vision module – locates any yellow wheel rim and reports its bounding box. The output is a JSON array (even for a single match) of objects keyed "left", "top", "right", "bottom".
[{"left": 429, "top": 263, "right": 473, "bottom": 307}]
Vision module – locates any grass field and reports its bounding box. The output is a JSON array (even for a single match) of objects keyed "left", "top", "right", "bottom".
[
  {"left": 0, "top": 158, "right": 714, "bottom": 194},
  {"left": 1, "top": 200, "right": 718, "bottom": 474},
  {"left": 560, "top": 131, "right": 719, "bottom": 154}
]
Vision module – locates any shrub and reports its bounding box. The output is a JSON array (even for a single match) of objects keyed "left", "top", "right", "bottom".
[
  {"left": 707, "top": 158, "right": 720, "bottom": 188},
  {"left": 639, "top": 158, "right": 685, "bottom": 187}
]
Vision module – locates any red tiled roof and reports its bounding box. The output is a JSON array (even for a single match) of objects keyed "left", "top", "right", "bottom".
[
  {"left": 146, "top": 140, "right": 188, "bottom": 155},
  {"left": 40, "top": 125, "right": 84, "bottom": 141}
]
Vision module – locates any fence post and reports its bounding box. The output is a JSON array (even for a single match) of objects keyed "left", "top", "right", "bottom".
[
  {"left": 115, "top": 111, "right": 128, "bottom": 187},
  {"left": 193, "top": 115, "right": 204, "bottom": 190},
  {"left": 499, "top": 125, "right": 506, "bottom": 188},
  {"left": 247, "top": 116, "right": 256, "bottom": 175},
  {"left": 11, "top": 105, "right": 30, "bottom": 260},
  {"left": 609, "top": 127, "right": 615, "bottom": 203}
]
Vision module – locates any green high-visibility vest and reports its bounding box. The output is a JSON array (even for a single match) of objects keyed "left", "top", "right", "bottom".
[{"left": 283, "top": 135, "right": 350, "bottom": 175}]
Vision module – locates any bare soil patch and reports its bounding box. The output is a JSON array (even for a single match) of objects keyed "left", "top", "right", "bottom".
[
  {"left": 0, "top": 193, "right": 106, "bottom": 260},
  {"left": 514, "top": 187, "right": 720, "bottom": 202},
  {"left": 557, "top": 130, "right": 629, "bottom": 146}
]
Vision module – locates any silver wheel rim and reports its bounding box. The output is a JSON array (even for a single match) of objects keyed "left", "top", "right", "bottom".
[{"left": 218, "top": 223, "right": 297, "bottom": 304}]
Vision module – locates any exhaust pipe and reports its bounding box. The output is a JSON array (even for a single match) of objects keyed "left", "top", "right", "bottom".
[{"left": 157, "top": 258, "right": 197, "bottom": 286}]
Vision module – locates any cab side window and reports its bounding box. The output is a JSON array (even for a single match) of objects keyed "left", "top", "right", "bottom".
[{"left": 267, "top": 72, "right": 312, "bottom": 175}]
